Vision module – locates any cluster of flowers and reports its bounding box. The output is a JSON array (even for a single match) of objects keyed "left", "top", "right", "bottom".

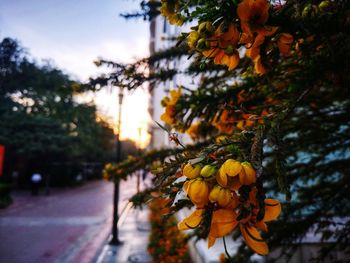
[
  {"left": 148, "top": 197, "right": 192, "bottom": 263},
  {"left": 160, "top": 86, "right": 274, "bottom": 135},
  {"left": 187, "top": 0, "right": 293, "bottom": 75},
  {"left": 177, "top": 160, "right": 281, "bottom": 255},
  {"left": 159, "top": 0, "right": 184, "bottom": 26},
  {"left": 212, "top": 108, "right": 269, "bottom": 135},
  {"left": 160, "top": 88, "right": 182, "bottom": 126}
]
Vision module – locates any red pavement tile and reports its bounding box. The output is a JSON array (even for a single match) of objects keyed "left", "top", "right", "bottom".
[
  {"left": 0, "top": 225, "right": 86, "bottom": 263},
  {"left": 0, "top": 178, "right": 141, "bottom": 263}
]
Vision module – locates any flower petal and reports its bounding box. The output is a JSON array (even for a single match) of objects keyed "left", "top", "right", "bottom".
[
  {"left": 178, "top": 209, "right": 204, "bottom": 230},
  {"left": 223, "top": 159, "right": 242, "bottom": 177},
  {"left": 228, "top": 52, "right": 240, "bottom": 70},
  {"left": 263, "top": 199, "right": 281, "bottom": 222},
  {"left": 240, "top": 224, "right": 269, "bottom": 255},
  {"left": 212, "top": 209, "right": 237, "bottom": 224},
  {"left": 216, "top": 167, "right": 228, "bottom": 187},
  {"left": 239, "top": 162, "right": 257, "bottom": 185},
  {"left": 255, "top": 221, "right": 268, "bottom": 232},
  {"left": 208, "top": 235, "right": 217, "bottom": 248}
]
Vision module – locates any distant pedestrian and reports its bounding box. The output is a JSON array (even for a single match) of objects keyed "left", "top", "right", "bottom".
[{"left": 31, "top": 173, "right": 42, "bottom": 196}]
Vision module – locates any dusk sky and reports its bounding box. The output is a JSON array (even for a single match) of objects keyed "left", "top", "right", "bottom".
[{"left": 0, "top": 0, "right": 152, "bottom": 146}]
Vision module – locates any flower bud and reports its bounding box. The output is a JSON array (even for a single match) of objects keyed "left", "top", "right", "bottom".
[
  {"left": 161, "top": 97, "right": 170, "bottom": 107},
  {"left": 302, "top": 5, "right": 312, "bottom": 18},
  {"left": 183, "top": 163, "right": 202, "bottom": 179},
  {"left": 187, "top": 178, "right": 209, "bottom": 208},
  {"left": 224, "top": 45, "right": 235, "bottom": 56},
  {"left": 215, "top": 135, "right": 229, "bottom": 143},
  {"left": 188, "top": 31, "right": 200, "bottom": 49},
  {"left": 196, "top": 38, "right": 209, "bottom": 51},
  {"left": 209, "top": 185, "right": 221, "bottom": 202},
  {"left": 217, "top": 188, "right": 233, "bottom": 207},
  {"left": 209, "top": 185, "right": 233, "bottom": 207},
  {"left": 318, "top": 0, "right": 330, "bottom": 12},
  {"left": 198, "top": 21, "right": 214, "bottom": 36},
  {"left": 200, "top": 164, "right": 217, "bottom": 178}
]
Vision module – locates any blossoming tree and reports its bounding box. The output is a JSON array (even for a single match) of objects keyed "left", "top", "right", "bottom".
[{"left": 98, "top": 0, "right": 350, "bottom": 261}]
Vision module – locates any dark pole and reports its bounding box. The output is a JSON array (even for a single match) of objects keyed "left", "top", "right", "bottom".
[
  {"left": 137, "top": 127, "right": 141, "bottom": 193},
  {"left": 110, "top": 88, "right": 123, "bottom": 245}
]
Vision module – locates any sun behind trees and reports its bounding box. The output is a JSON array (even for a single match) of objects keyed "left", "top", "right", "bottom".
[
  {"left": 102, "top": 0, "right": 350, "bottom": 261},
  {"left": 0, "top": 38, "right": 116, "bottom": 186}
]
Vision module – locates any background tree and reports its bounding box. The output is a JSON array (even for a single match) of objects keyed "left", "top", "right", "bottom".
[{"left": 0, "top": 38, "right": 116, "bottom": 186}]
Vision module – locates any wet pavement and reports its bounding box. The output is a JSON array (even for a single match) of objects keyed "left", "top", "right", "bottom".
[
  {"left": 0, "top": 177, "right": 147, "bottom": 263},
  {"left": 95, "top": 207, "right": 151, "bottom": 263}
]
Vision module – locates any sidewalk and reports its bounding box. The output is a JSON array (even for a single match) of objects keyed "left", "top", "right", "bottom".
[
  {"left": 95, "top": 205, "right": 151, "bottom": 263},
  {"left": 0, "top": 180, "right": 114, "bottom": 263},
  {"left": 94, "top": 173, "right": 152, "bottom": 263}
]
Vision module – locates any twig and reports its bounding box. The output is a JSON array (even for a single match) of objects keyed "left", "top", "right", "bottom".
[{"left": 223, "top": 236, "right": 232, "bottom": 260}]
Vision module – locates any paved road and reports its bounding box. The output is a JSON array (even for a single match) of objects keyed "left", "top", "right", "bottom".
[{"left": 0, "top": 178, "right": 139, "bottom": 263}]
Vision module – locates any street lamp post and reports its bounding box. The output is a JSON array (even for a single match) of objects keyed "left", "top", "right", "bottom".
[
  {"left": 136, "top": 127, "right": 142, "bottom": 193},
  {"left": 110, "top": 87, "right": 124, "bottom": 245}
]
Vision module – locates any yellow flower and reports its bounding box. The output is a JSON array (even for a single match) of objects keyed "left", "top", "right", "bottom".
[
  {"left": 224, "top": 159, "right": 243, "bottom": 176},
  {"left": 178, "top": 209, "right": 204, "bottom": 230},
  {"left": 216, "top": 159, "right": 241, "bottom": 187},
  {"left": 216, "top": 171, "right": 242, "bottom": 191},
  {"left": 183, "top": 163, "right": 202, "bottom": 179},
  {"left": 184, "top": 177, "right": 210, "bottom": 208},
  {"left": 200, "top": 164, "right": 217, "bottom": 178},
  {"left": 209, "top": 185, "right": 235, "bottom": 208},
  {"left": 160, "top": 0, "right": 184, "bottom": 26},
  {"left": 188, "top": 31, "right": 200, "bottom": 49},
  {"left": 169, "top": 88, "right": 182, "bottom": 104},
  {"left": 215, "top": 135, "right": 229, "bottom": 143},
  {"left": 239, "top": 162, "right": 257, "bottom": 185}
]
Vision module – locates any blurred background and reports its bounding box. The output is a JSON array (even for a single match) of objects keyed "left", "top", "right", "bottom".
[
  {"left": 0, "top": 0, "right": 151, "bottom": 190},
  {"left": 0, "top": 1, "right": 153, "bottom": 262}
]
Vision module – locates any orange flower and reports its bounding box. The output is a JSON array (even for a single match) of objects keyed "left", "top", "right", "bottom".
[
  {"left": 263, "top": 198, "right": 282, "bottom": 222},
  {"left": 237, "top": 0, "right": 279, "bottom": 75},
  {"left": 277, "top": 33, "right": 294, "bottom": 56},
  {"left": 186, "top": 122, "right": 200, "bottom": 140},
  {"left": 254, "top": 55, "right": 268, "bottom": 75},
  {"left": 245, "top": 33, "right": 265, "bottom": 60},
  {"left": 202, "top": 23, "right": 241, "bottom": 70},
  {"left": 238, "top": 193, "right": 282, "bottom": 255},
  {"left": 208, "top": 209, "right": 238, "bottom": 248},
  {"left": 212, "top": 109, "right": 235, "bottom": 134},
  {"left": 160, "top": 88, "right": 181, "bottom": 125},
  {"left": 240, "top": 224, "right": 269, "bottom": 255},
  {"left": 237, "top": 0, "right": 270, "bottom": 38},
  {"left": 178, "top": 209, "right": 204, "bottom": 230}
]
